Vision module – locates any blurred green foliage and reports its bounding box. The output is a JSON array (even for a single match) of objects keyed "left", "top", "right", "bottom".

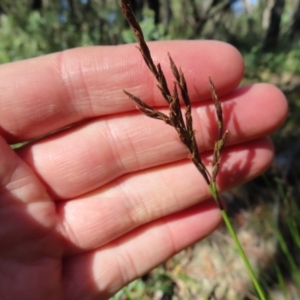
[{"left": 0, "top": 0, "right": 299, "bottom": 62}]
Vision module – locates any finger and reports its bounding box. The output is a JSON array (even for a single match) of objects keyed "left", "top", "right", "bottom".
[
  {"left": 63, "top": 200, "right": 222, "bottom": 299},
  {"left": 0, "top": 41, "right": 243, "bottom": 143},
  {"left": 19, "top": 83, "right": 287, "bottom": 199},
  {"left": 0, "top": 136, "right": 54, "bottom": 227},
  {"left": 57, "top": 137, "right": 273, "bottom": 253},
  {"left": 0, "top": 136, "right": 62, "bottom": 296}
]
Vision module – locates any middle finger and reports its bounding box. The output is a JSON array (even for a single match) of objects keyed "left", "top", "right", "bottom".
[{"left": 18, "top": 83, "right": 286, "bottom": 199}]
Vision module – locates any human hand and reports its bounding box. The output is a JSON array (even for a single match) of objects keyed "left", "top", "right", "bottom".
[{"left": 0, "top": 41, "right": 287, "bottom": 299}]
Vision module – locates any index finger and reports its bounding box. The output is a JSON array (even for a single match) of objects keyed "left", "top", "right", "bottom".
[{"left": 0, "top": 40, "right": 244, "bottom": 143}]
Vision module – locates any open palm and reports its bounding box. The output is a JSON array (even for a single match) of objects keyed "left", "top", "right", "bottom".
[{"left": 0, "top": 41, "right": 287, "bottom": 299}]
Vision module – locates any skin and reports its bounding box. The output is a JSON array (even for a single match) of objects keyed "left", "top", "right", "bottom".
[{"left": 0, "top": 41, "right": 288, "bottom": 299}]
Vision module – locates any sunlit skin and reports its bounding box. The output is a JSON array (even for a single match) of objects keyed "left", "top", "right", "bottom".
[{"left": 0, "top": 41, "right": 288, "bottom": 299}]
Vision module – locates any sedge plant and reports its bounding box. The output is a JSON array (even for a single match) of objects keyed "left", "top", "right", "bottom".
[{"left": 120, "top": 1, "right": 266, "bottom": 298}]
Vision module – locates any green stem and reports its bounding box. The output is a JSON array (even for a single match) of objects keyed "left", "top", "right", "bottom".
[
  {"left": 210, "top": 184, "right": 266, "bottom": 299},
  {"left": 220, "top": 210, "right": 266, "bottom": 300},
  {"left": 209, "top": 141, "right": 265, "bottom": 298}
]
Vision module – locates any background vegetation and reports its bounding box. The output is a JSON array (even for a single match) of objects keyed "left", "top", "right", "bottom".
[{"left": 1, "top": 0, "right": 300, "bottom": 299}]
